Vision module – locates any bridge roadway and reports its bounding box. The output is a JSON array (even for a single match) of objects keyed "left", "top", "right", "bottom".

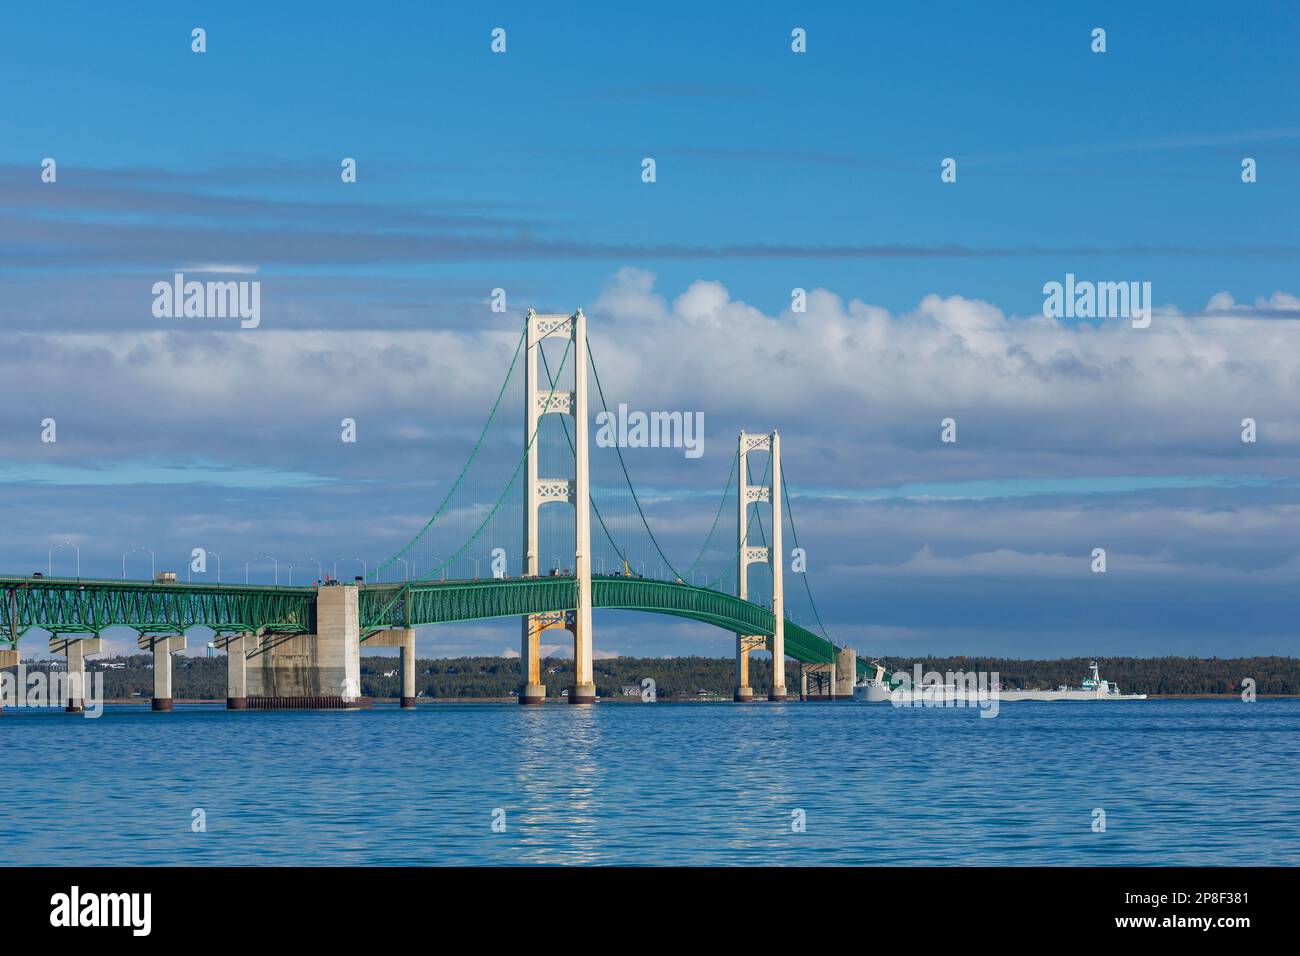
[{"left": 1, "top": 573, "right": 859, "bottom": 670}]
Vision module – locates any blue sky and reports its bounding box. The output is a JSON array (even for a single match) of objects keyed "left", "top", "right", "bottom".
[
  {"left": 1, "top": 2, "right": 1298, "bottom": 661},
  {"left": 3, "top": 1, "right": 1297, "bottom": 314}
]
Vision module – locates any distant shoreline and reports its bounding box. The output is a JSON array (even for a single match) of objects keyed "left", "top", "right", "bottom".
[
  {"left": 94, "top": 693, "right": 1298, "bottom": 706},
  {"left": 36, "top": 653, "right": 1297, "bottom": 699}
]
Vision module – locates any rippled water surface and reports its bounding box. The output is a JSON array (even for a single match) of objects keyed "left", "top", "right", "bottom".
[{"left": 3, "top": 700, "right": 1297, "bottom": 865}]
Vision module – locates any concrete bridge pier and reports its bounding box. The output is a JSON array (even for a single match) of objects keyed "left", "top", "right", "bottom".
[
  {"left": 316, "top": 584, "right": 362, "bottom": 703},
  {"left": 49, "top": 635, "right": 103, "bottom": 712},
  {"left": 0, "top": 648, "right": 17, "bottom": 712},
  {"left": 367, "top": 628, "right": 417, "bottom": 707},
  {"left": 835, "top": 646, "right": 857, "bottom": 700},
  {"left": 242, "top": 585, "right": 363, "bottom": 708},
  {"left": 138, "top": 633, "right": 186, "bottom": 711},
  {"left": 804, "top": 662, "right": 833, "bottom": 699},
  {"left": 215, "top": 632, "right": 251, "bottom": 709}
]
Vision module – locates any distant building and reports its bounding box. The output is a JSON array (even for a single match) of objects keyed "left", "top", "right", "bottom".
[{"left": 620, "top": 685, "right": 640, "bottom": 697}]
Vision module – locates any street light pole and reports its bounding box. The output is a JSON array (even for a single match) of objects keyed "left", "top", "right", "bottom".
[
  {"left": 264, "top": 555, "right": 279, "bottom": 586},
  {"left": 51, "top": 541, "right": 80, "bottom": 578}
]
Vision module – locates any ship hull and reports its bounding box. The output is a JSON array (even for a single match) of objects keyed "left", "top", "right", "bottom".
[
  {"left": 853, "top": 683, "right": 893, "bottom": 703},
  {"left": 853, "top": 661, "right": 1145, "bottom": 703},
  {"left": 853, "top": 686, "right": 1148, "bottom": 703},
  {"left": 995, "top": 690, "right": 1147, "bottom": 701}
]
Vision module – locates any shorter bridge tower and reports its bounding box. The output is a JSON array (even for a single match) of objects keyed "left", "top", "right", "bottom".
[{"left": 734, "top": 430, "right": 786, "bottom": 701}]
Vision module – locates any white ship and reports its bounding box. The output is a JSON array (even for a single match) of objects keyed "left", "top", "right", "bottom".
[
  {"left": 854, "top": 660, "right": 897, "bottom": 703},
  {"left": 854, "top": 660, "right": 1147, "bottom": 703}
]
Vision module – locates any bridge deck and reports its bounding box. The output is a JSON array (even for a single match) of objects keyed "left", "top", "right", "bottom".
[{"left": 1, "top": 574, "right": 855, "bottom": 671}]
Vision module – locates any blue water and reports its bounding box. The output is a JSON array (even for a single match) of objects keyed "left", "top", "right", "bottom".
[{"left": 2, "top": 700, "right": 1297, "bottom": 865}]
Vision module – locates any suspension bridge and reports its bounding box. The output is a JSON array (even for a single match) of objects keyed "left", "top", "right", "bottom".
[{"left": 0, "top": 309, "right": 865, "bottom": 711}]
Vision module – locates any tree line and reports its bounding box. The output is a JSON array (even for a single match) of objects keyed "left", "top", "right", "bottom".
[{"left": 16, "top": 653, "right": 1298, "bottom": 700}]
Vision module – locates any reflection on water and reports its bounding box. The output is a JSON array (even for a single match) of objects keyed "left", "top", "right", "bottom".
[
  {"left": 513, "top": 704, "right": 604, "bottom": 865},
  {"left": 1, "top": 699, "right": 1297, "bottom": 865}
]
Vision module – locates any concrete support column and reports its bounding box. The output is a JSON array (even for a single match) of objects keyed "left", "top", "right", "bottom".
[
  {"left": 519, "top": 618, "right": 545, "bottom": 704},
  {"left": 799, "top": 663, "right": 808, "bottom": 701},
  {"left": 399, "top": 634, "right": 416, "bottom": 708},
  {"left": 733, "top": 635, "right": 752, "bottom": 701},
  {"left": 216, "top": 632, "right": 250, "bottom": 709},
  {"left": 365, "top": 628, "right": 418, "bottom": 707},
  {"left": 138, "top": 633, "right": 186, "bottom": 711},
  {"left": 769, "top": 430, "right": 786, "bottom": 701},
  {"left": 49, "top": 635, "right": 103, "bottom": 713},
  {"left": 835, "top": 646, "right": 857, "bottom": 700}
]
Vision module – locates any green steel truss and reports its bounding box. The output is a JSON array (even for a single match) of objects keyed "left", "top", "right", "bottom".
[
  {"left": 0, "top": 576, "right": 314, "bottom": 643},
  {"left": 359, "top": 576, "right": 577, "bottom": 631},
  {"left": 360, "top": 575, "right": 839, "bottom": 665},
  {"left": 1, "top": 574, "right": 846, "bottom": 670}
]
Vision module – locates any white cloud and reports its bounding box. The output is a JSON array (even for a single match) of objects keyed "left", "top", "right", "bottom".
[{"left": 5, "top": 270, "right": 1299, "bottom": 474}]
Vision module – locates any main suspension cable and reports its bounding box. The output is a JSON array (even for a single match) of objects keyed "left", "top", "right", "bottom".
[
  {"left": 585, "top": 337, "right": 683, "bottom": 580},
  {"left": 373, "top": 321, "right": 527, "bottom": 579}
]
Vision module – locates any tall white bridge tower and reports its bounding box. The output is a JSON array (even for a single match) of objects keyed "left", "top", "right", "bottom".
[{"left": 519, "top": 309, "right": 595, "bottom": 704}]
